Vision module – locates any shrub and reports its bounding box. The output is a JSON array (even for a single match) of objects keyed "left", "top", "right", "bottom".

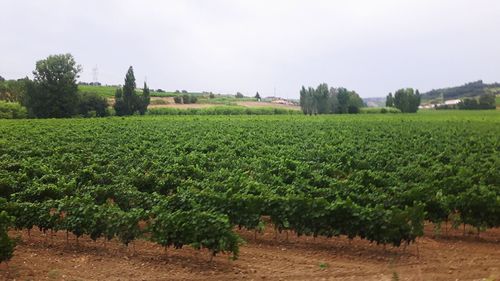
[
  {"left": 0, "top": 101, "right": 28, "bottom": 119},
  {"left": 359, "top": 107, "right": 401, "bottom": 114},
  {"left": 173, "top": 96, "right": 182, "bottom": 104},
  {"left": 150, "top": 99, "right": 167, "bottom": 105},
  {"left": 0, "top": 210, "right": 15, "bottom": 264},
  {"left": 78, "top": 92, "right": 109, "bottom": 117}
]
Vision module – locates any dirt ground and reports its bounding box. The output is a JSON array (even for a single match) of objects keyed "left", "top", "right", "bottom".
[
  {"left": 236, "top": 101, "right": 301, "bottom": 110},
  {"left": 1, "top": 224, "right": 499, "bottom": 281},
  {"left": 146, "top": 97, "right": 301, "bottom": 110}
]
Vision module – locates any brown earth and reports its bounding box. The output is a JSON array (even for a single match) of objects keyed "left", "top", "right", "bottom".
[
  {"left": 236, "top": 101, "right": 301, "bottom": 110},
  {"left": 1, "top": 224, "right": 499, "bottom": 281},
  {"left": 110, "top": 96, "right": 302, "bottom": 110}
]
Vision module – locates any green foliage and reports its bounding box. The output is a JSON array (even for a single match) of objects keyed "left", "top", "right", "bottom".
[
  {"left": 149, "top": 207, "right": 241, "bottom": 258},
  {"left": 359, "top": 107, "right": 401, "bottom": 114},
  {"left": 386, "top": 93, "right": 394, "bottom": 107},
  {"left": 0, "top": 111, "right": 498, "bottom": 260},
  {"left": 458, "top": 93, "right": 496, "bottom": 110},
  {"left": 235, "top": 92, "right": 245, "bottom": 98},
  {"left": 114, "top": 67, "right": 150, "bottom": 116},
  {"left": 139, "top": 82, "right": 151, "bottom": 115},
  {"left": 300, "top": 84, "right": 364, "bottom": 115},
  {"left": 0, "top": 78, "right": 29, "bottom": 104},
  {"left": 422, "top": 80, "right": 500, "bottom": 101},
  {"left": 78, "top": 92, "right": 109, "bottom": 117},
  {"left": 0, "top": 101, "right": 28, "bottom": 119},
  {"left": 0, "top": 210, "right": 15, "bottom": 264},
  {"left": 78, "top": 85, "right": 120, "bottom": 98},
  {"left": 392, "top": 88, "right": 421, "bottom": 113},
  {"left": 147, "top": 106, "right": 301, "bottom": 115},
  {"left": 25, "top": 54, "right": 81, "bottom": 118}
]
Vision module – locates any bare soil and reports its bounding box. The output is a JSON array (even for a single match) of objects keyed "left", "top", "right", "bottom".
[
  {"left": 236, "top": 101, "right": 301, "bottom": 110},
  {"left": 1, "top": 225, "right": 499, "bottom": 281},
  {"left": 148, "top": 103, "right": 215, "bottom": 109}
]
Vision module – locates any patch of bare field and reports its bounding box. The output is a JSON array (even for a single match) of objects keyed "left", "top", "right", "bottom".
[{"left": 2, "top": 224, "right": 499, "bottom": 281}]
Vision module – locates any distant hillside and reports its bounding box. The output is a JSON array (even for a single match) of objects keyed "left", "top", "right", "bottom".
[
  {"left": 421, "top": 80, "right": 500, "bottom": 101},
  {"left": 78, "top": 84, "right": 205, "bottom": 98},
  {"left": 363, "top": 97, "right": 386, "bottom": 107}
]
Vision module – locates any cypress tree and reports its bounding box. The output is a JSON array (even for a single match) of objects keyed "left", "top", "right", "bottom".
[
  {"left": 123, "top": 66, "right": 136, "bottom": 115},
  {"left": 139, "top": 82, "right": 150, "bottom": 115}
]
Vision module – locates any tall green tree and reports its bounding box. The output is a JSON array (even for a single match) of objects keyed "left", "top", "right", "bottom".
[
  {"left": 336, "top": 88, "right": 350, "bottom": 113},
  {"left": 300, "top": 84, "right": 364, "bottom": 114},
  {"left": 25, "top": 54, "right": 81, "bottom": 118},
  {"left": 113, "top": 66, "right": 149, "bottom": 116},
  {"left": 315, "top": 83, "right": 330, "bottom": 114},
  {"left": 393, "top": 88, "right": 420, "bottom": 113},
  {"left": 139, "top": 82, "right": 150, "bottom": 115},
  {"left": 123, "top": 66, "right": 137, "bottom": 114},
  {"left": 478, "top": 93, "right": 496, "bottom": 109},
  {"left": 347, "top": 91, "right": 364, "bottom": 113},
  {"left": 255, "top": 92, "right": 261, "bottom": 100},
  {"left": 386, "top": 93, "right": 394, "bottom": 107},
  {"left": 458, "top": 93, "right": 496, "bottom": 110},
  {"left": 114, "top": 88, "right": 125, "bottom": 116}
]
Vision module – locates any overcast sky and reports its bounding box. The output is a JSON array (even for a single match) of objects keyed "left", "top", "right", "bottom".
[{"left": 1, "top": 0, "right": 499, "bottom": 98}]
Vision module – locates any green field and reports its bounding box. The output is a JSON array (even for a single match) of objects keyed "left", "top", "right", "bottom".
[
  {"left": 0, "top": 111, "right": 499, "bottom": 258},
  {"left": 147, "top": 106, "right": 300, "bottom": 115},
  {"left": 79, "top": 85, "right": 212, "bottom": 98},
  {"left": 78, "top": 85, "right": 120, "bottom": 97}
]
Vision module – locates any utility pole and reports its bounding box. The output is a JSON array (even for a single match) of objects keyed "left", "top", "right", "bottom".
[{"left": 92, "top": 65, "right": 99, "bottom": 84}]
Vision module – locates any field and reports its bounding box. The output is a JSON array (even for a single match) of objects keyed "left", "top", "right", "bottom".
[
  {"left": 78, "top": 85, "right": 301, "bottom": 111},
  {"left": 0, "top": 111, "right": 499, "bottom": 280}
]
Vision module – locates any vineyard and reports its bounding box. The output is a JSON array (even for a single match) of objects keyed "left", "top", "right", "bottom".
[{"left": 0, "top": 111, "right": 499, "bottom": 263}]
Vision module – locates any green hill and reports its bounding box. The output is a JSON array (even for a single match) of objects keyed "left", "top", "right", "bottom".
[
  {"left": 78, "top": 84, "right": 203, "bottom": 98},
  {"left": 421, "top": 80, "right": 500, "bottom": 102}
]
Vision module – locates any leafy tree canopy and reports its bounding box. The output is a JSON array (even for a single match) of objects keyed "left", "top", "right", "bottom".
[{"left": 25, "top": 54, "right": 81, "bottom": 118}]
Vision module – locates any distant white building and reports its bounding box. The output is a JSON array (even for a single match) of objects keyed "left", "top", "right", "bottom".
[
  {"left": 271, "top": 99, "right": 291, "bottom": 105},
  {"left": 444, "top": 99, "right": 461, "bottom": 105},
  {"left": 419, "top": 104, "right": 434, "bottom": 109},
  {"left": 419, "top": 99, "right": 462, "bottom": 109}
]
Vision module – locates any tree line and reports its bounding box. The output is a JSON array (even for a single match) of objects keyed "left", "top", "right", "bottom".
[
  {"left": 113, "top": 66, "right": 150, "bottom": 116},
  {"left": 299, "top": 83, "right": 364, "bottom": 114},
  {"left": 457, "top": 94, "right": 496, "bottom": 110},
  {"left": 386, "top": 88, "right": 421, "bottom": 113},
  {"left": 421, "top": 80, "right": 500, "bottom": 100},
  {"left": 0, "top": 54, "right": 150, "bottom": 118}
]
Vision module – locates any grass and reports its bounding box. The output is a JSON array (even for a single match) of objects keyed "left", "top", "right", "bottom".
[
  {"left": 319, "top": 262, "right": 329, "bottom": 270},
  {"left": 78, "top": 85, "right": 200, "bottom": 98},
  {"left": 359, "top": 107, "right": 401, "bottom": 114},
  {"left": 77, "top": 85, "right": 263, "bottom": 101},
  {"left": 78, "top": 85, "right": 119, "bottom": 97}
]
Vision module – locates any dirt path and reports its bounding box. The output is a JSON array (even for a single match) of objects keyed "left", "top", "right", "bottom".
[
  {"left": 2, "top": 225, "right": 499, "bottom": 280},
  {"left": 236, "top": 101, "right": 301, "bottom": 110}
]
